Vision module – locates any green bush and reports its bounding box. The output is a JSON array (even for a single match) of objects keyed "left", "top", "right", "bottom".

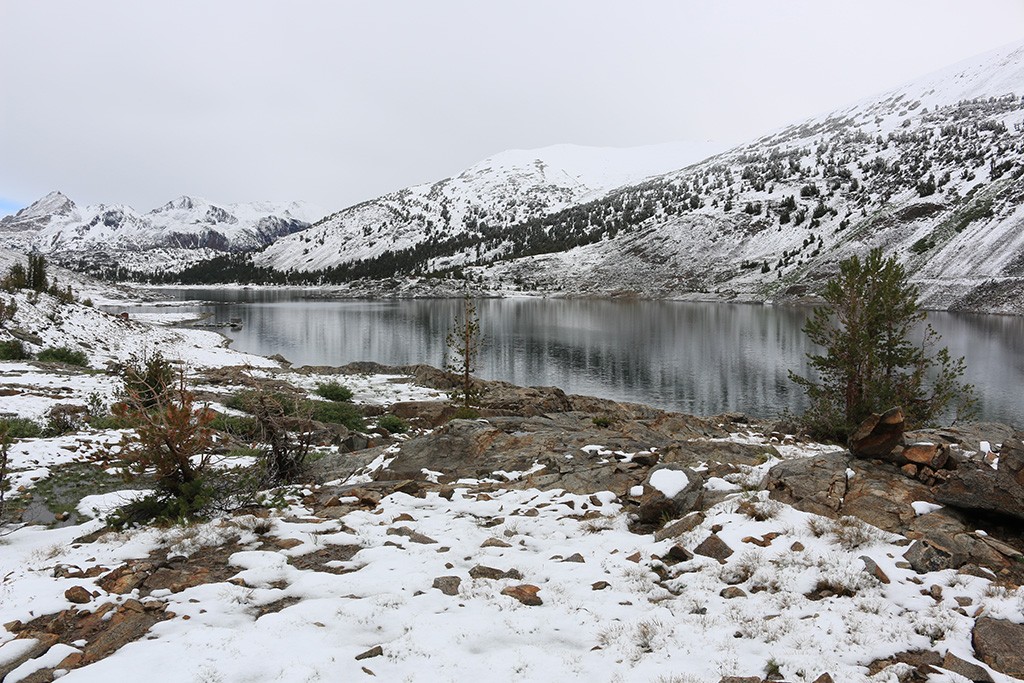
[
  {"left": 450, "top": 406, "right": 481, "bottom": 420},
  {"left": 107, "top": 479, "right": 215, "bottom": 529},
  {"left": 307, "top": 400, "right": 364, "bottom": 431},
  {"left": 209, "top": 413, "right": 261, "bottom": 440},
  {"left": 0, "top": 339, "right": 29, "bottom": 360},
  {"left": 592, "top": 416, "right": 612, "bottom": 428},
  {"left": 377, "top": 414, "right": 408, "bottom": 434},
  {"left": 37, "top": 346, "right": 89, "bottom": 367},
  {"left": 315, "top": 381, "right": 354, "bottom": 402},
  {"left": 87, "top": 413, "right": 135, "bottom": 430},
  {"left": 0, "top": 417, "right": 42, "bottom": 439}
]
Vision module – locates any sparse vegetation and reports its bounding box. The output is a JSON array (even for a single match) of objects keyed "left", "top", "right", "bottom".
[
  {"left": 0, "top": 339, "right": 29, "bottom": 360},
  {"left": 37, "top": 346, "right": 90, "bottom": 367},
  {"left": 377, "top": 414, "right": 408, "bottom": 434},
  {"left": 315, "top": 381, "right": 354, "bottom": 402}
]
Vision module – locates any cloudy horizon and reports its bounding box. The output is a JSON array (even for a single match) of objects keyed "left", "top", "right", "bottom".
[{"left": 2, "top": 1, "right": 1023, "bottom": 217}]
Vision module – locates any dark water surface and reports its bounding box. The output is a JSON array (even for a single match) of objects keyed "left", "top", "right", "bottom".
[{"left": 122, "top": 289, "right": 1024, "bottom": 426}]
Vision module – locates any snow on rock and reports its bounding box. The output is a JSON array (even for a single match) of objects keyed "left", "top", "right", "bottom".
[{"left": 648, "top": 467, "right": 690, "bottom": 498}]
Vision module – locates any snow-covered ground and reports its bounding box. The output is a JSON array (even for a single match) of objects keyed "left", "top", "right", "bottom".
[{"left": 1, "top": 294, "right": 1022, "bottom": 682}]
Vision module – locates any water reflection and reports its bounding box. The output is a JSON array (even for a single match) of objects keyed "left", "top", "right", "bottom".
[{"left": 120, "top": 289, "right": 1023, "bottom": 425}]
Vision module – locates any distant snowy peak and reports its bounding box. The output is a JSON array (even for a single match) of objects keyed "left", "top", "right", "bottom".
[
  {"left": 0, "top": 191, "right": 323, "bottom": 256},
  {"left": 463, "top": 141, "right": 730, "bottom": 194}
]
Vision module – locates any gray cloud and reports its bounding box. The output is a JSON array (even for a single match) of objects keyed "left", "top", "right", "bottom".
[{"left": 1, "top": 0, "right": 1022, "bottom": 214}]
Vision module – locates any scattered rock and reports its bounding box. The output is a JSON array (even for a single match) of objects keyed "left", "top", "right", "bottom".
[
  {"left": 972, "top": 618, "right": 1024, "bottom": 678},
  {"left": 355, "top": 645, "right": 383, "bottom": 661},
  {"left": 431, "top": 576, "right": 461, "bottom": 596},
  {"left": 469, "top": 565, "right": 522, "bottom": 580},
  {"left": 720, "top": 586, "right": 746, "bottom": 599},
  {"left": 693, "top": 534, "right": 733, "bottom": 562},
  {"left": 629, "top": 465, "right": 705, "bottom": 533},
  {"left": 654, "top": 511, "right": 705, "bottom": 541},
  {"left": 385, "top": 526, "right": 437, "bottom": 544},
  {"left": 481, "top": 538, "right": 512, "bottom": 548},
  {"left": 500, "top": 584, "right": 542, "bottom": 606},
  {"left": 941, "top": 652, "right": 994, "bottom": 682},
  {"left": 591, "top": 581, "right": 610, "bottom": 591},
  {"left": 859, "top": 556, "right": 890, "bottom": 584},
  {"left": 561, "top": 553, "right": 585, "bottom": 563},
  {"left": 64, "top": 586, "right": 93, "bottom": 604},
  {"left": 811, "top": 674, "right": 834, "bottom": 683}
]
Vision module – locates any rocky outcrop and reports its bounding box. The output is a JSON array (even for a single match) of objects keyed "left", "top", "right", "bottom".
[
  {"left": 765, "top": 452, "right": 1024, "bottom": 578},
  {"left": 935, "top": 436, "right": 1024, "bottom": 522},
  {"left": 972, "top": 618, "right": 1024, "bottom": 679}
]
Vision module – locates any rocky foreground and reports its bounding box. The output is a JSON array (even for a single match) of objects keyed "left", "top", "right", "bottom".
[{"left": 1, "top": 298, "right": 1024, "bottom": 682}]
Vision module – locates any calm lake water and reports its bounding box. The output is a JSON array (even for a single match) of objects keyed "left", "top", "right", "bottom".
[{"left": 123, "top": 289, "right": 1024, "bottom": 426}]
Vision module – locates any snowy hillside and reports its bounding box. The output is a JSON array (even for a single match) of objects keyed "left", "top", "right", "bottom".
[
  {"left": 253, "top": 40, "right": 1024, "bottom": 313},
  {"left": 0, "top": 192, "right": 322, "bottom": 276},
  {"left": 254, "top": 141, "right": 725, "bottom": 273}
]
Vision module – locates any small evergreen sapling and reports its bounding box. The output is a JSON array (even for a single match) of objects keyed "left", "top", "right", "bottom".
[{"left": 446, "top": 293, "right": 482, "bottom": 409}]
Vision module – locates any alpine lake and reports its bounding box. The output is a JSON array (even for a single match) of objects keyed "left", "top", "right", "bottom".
[{"left": 117, "top": 288, "right": 1024, "bottom": 428}]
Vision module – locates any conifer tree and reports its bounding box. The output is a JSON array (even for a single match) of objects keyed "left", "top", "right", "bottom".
[{"left": 790, "top": 248, "right": 974, "bottom": 439}]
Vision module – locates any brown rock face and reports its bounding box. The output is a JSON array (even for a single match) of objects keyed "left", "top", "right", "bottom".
[{"left": 849, "top": 407, "right": 904, "bottom": 459}]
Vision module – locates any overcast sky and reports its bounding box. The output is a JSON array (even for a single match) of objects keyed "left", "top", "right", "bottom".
[{"left": 1, "top": 1, "right": 1022, "bottom": 216}]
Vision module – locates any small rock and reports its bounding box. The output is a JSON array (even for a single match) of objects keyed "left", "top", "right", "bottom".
[
  {"left": 481, "top": 538, "right": 512, "bottom": 548},
  {"left": 501, "top": 584, "right": 542, "bottom": 606},
  {"left": 355, "top": 645, "right": 383, "bottom": 661},
  {"left": 438, "top": 486, "right": 454, "bottom": 501},
  {"left": 859, "top": 556, "right": 891, "bottom": 584},
  {"left": 666, "top": 545, "right": 694, "bottom": 563},
  {"left": 561, "top": 553, "right": 585, "bottom": 563},
  {"left": 900, "top": 463, "right": 918, "bottom": 478},
  {"left": 811, "top": 674, "right": 835, "bottom": 683},
  {"left": 385, "top": 526, "right": 437, "bottom": 544},
  {"left": 654, "top": 511, "right": 705, "bottom": 542},
  {"left": 65, "top": 585, "right": 93, "bottom": 604},
  {"left": 432, "top": 576, "right": 461, "bottom": 596},
  {"left": 694, "top": 534, "right": 734, "bottom": 562},
  {"left": 720, "top": 586, "right": 746, "bottom": 599},
  {"left": 591, "top": 581, "right": 610, "bottom": 591},
  {"left": 469, "top": 565, "right": 522, "bottom": 580},
  {"left": 941, "top": 652, "right": 994, "bottom": 683},
  {"left": 790, "top": 541, "right": 805, "bottom": 552}
]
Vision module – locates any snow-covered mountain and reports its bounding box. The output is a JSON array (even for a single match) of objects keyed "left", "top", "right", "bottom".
[
  {"left": 254, "top": 141, "right": 724, "bottom": 273},
  {"left": 0, "top": 192, "right": 323, "bottom": 274},
  {"left": 250, "top": 40, "right": 1024, "bottom": 313}
]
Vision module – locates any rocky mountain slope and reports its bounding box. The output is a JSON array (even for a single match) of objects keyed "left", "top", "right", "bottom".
[
  {"left": 0, "top": 192, "right": 321, "bottom": 275},
  {"left": 241, "top": 41, "right": 1023, "bottom": 313},
  {"left": 253, "top": 141, "right": 724, "bottom": 274}
]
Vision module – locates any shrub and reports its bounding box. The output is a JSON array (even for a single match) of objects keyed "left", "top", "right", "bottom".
[
  {"left": 307, "top": 399, "right": 365, "bottom": 431},
  {"left": 0, "top": 417, "right": 42, "bottom": 439},
  {"left": 451, "top": 406, "right": 481, "bottom": 420},
  {"left": 0, "top": 339, "right": 29, "bottom": 360},
  {"left": 208, "top": 413, "right": 261, "bottom": 440},
  {"left": 37, "top": 346, "right": 89, "bottom": 367},
  {"left": 119, "top": 350, "right": 175, "bottom": 409},
  {"left": 315, "top": 381, "right": 354, "bottom": 402},
  {"left": 592, "top": 416, "right": 612, "bottom": 428},
  {"left": 377, "top": 414, "right": 408, "bottom": 434},
  {"left": 107, "top": 480, "right": 215, "bottom": 529},
  {"left": 113, "top": 368, "right": 215, "bottom": 520},
  {"left": 43, "top": 404, "right": 87, "bottom": 436}
]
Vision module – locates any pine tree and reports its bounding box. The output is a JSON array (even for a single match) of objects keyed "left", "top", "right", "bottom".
[
  {"left": 445, "top": 292, "right": 482, "bottom": 409},
  {"left": 789, "top": 248, "right": 974, "bottom": 439}
]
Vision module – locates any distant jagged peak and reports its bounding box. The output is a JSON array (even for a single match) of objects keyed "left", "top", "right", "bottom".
[
  {"left": 153, "top": 195, "right": 213, "bottom": 213},
  {"left": 13, "top": 190, "right": 78, "bottom": 219}
]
